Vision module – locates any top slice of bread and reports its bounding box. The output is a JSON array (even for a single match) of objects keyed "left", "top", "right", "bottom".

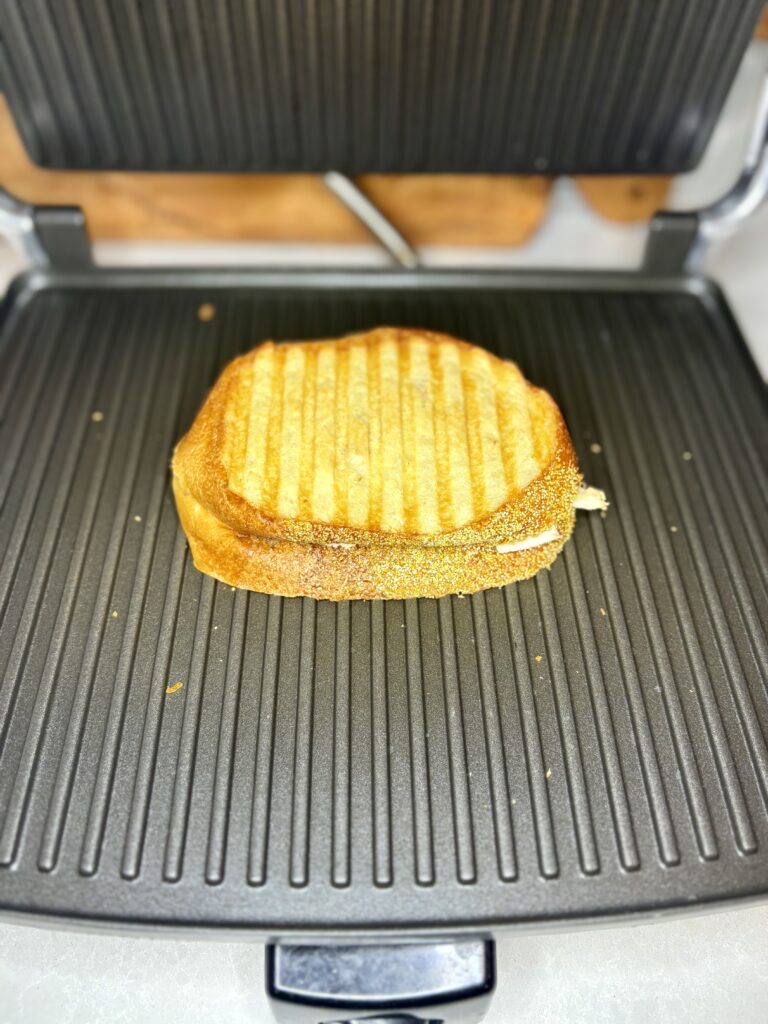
[{"left": 172, "top": 328, "right": 583, "bottom": 557}]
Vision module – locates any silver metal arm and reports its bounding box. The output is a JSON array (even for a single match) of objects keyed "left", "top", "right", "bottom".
[
  {"left": 0, "top": 188, "right": 49, "bottom": 267},
  {"left": 644, "top": 73, "right": 768, "bottom": 274},
  {"left": 0, "top": 187, "right": 92, "bottom": 270},
  {"left": 323, "top": 171, "right": 420, "bottom": 269},
  {"left": 688, "top": 72, "right": 768, "bottom": 269}
]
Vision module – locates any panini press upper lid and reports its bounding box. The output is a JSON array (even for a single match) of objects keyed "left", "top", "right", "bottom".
[{"left": 0, "top": 0, "right": 763, "bottom": 174}]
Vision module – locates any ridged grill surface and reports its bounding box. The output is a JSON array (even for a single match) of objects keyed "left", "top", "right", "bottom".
[
  {"left": 0, "top": 275, "right": 767, "bottom": 933},
  {"left": 221, "top": 331, "right": 547, "bottom": 535},
  {"left": 0, "top": 0, "right": 761, "bottom": 173}
]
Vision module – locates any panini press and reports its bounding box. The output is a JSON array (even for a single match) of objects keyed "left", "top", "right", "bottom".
[{"left": 1, "top": 2, "right": 767, "bottom": 1021}]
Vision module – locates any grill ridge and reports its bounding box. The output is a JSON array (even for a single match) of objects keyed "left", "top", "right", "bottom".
[
  {"left": 0, "top": 319, "right": 121, "bottom": 867},
  {"left": 78, "top": 301, "right": 199, "bottom": 877},
  {"left": 503, "top": 583, "right": 559, "bottom": 880},
  {"left": 568, "top": 299, "right": 719, "bottom": 862}
]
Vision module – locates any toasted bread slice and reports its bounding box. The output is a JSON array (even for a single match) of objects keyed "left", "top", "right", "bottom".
[{"left": 172, "top": 328, "right": 586, "bottom": 599}]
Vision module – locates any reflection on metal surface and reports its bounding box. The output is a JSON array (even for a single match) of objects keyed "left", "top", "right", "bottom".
[
  {"left": 324, "top": 173, "right": 420, "bottom": 269},
  {"left": 0, "top": 187, "right": 48, "bottom": 267}
]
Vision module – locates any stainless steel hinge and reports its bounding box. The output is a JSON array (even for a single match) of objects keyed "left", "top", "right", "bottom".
[
  {"left": 643, "top": 72, "right": 768, "bottom": 274},
  {"left": 0, "top": 188, "right": 92, "bottom": 271}
]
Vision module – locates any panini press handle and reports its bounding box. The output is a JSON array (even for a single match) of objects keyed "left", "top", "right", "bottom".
[{"left": 266, "top": 940, "right": 496, "bottom": 1024}]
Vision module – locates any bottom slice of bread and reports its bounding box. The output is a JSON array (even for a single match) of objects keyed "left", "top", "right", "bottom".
[{"left": 174, "top": 478, "right": 575, "bottom": 600}]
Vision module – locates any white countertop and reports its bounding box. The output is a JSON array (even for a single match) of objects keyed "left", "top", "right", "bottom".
[
  {"left": 0, "top": 903, "right": 766, "bottom": 1024},
  {"left": 1, "top": 41, "right": 767, "bottom": 1024}
]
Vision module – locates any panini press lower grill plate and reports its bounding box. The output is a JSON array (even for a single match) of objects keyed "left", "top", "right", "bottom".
[{"left": 0, "top": 271, "right": 766, "bottom": 934}]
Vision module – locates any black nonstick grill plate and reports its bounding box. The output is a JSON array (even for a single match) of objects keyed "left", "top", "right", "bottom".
[{"left": 0, "top": 269, "right": 766, "bottom": 934}]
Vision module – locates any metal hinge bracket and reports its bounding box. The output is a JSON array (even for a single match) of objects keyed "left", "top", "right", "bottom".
[
  {"left": 643, "top": 72, "right": 768, "bottom": 275},
  {"left": 0, "top": 188, "right": 92, "bottom": 271}
]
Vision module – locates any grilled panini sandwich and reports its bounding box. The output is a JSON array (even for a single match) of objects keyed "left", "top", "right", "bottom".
[{"left": 172, "top": 328, "right": 604, "bottom": 600}]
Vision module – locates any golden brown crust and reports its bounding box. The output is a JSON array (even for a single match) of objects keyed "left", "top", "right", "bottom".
[
  {"left": 172, "top": 327, "right": 583, "bottom": 599},
  {"left": 173, "top": 473, "right": 575, "bottom": 600},
  {"left": 172, "top": 328, "right": 582, "bottom": 549}
]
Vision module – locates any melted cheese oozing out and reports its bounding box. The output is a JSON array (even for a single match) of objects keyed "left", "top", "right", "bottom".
[
  {"left": 573, "top": 485, "right": 609, "bottom": 511},
  {"left": 496, "top": 526, "right": 561, "bottom": 554}
]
